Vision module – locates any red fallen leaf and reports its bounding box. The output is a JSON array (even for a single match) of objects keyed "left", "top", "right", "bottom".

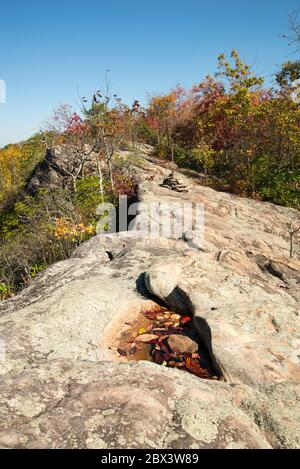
[
  {"left": 185, "top": 357, "right": 211, "bottom": 378},
  {"left": 117, "top": 348, "right": 128, "bottom": 357},
  {"left": 191, "top": 353, "right": 200, "bottom": 359},
  {"left": 181, "top": 316, "right": 192, "bottom": 324}
]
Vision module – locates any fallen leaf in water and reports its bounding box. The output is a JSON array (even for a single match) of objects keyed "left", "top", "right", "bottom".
[
  {"left": 144, "top": 315, "right": 159, "bottom": 321},
  {"left": 117, "top": 348, "right": 128, "bottom": 357},
  {"left": 152, "top": 328, "right": 181, "bottom": 337},
  {"left": 181, "top": 316, "right": 192, "bottom": 324},
  {"left": 174, "top": 361, "right": 186, "bottom": 368},
  {"left": 119, "top": 307, "right": 213, "bottom": 380},
  {"left": 164, "top": 321, "right": 175, "bottom": 327},
  {"left": 185, "top": 356, "right": 210, "bottom": 378},
  {"left": 168, "top": 360, "right": 177, "bottom": 367},
  {"left": 144, "top": 309, "right": 165, "bottom": 320},
  {"left": 170, "top": 314, "right": 181, "bottom": 321},
  {"left": 152, "top": 327, "right": 166, "bottom": 333},
  {"left": 136, "top": 333, "right": 159, "bottom": 343},
  {"left": 157, "top": 335, "right": 168, "bottom": 342},
  {"left": 156, "top": 315, "right": 166, "bottom": 321}
]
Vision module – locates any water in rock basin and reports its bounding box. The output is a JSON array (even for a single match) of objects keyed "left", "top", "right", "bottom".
[{"left": 117, "top": 306, "right": 219, "bottom": 380}]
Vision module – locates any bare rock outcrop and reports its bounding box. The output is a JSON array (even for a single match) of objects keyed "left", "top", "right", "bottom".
[{"left": 0, "top": 149, "right": 299, "bottom": 448}]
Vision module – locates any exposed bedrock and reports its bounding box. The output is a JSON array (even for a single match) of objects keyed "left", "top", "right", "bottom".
[{"left": 0, "top": 148, "right": 299, "bottom": 448}]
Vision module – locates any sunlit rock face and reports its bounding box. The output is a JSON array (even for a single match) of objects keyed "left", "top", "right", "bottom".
[{"left": 0, "top": 148, "right": 299, "bottom": 449}]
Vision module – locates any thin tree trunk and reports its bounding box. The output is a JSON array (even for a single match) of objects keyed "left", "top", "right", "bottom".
[
  {"left": 96, "top": 156, "right": 105, "bottom": 204},
  {"left": 170, "top": 139, "right": 174, "bottom": 163},
  {"left": 101, "top": 129, "right": 115, "bottom": 194},
  {"left": 107, "top": 156, "right": 115, "bottom": 193}
]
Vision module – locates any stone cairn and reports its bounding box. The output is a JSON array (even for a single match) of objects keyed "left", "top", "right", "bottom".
[{"left": 160, "top": 172, "right": 188, "bottom": 193}]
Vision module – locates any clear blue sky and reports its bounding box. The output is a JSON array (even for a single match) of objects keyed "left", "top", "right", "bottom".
[{"left": 0, "top": 0, "right": 299, "bottom": 148}]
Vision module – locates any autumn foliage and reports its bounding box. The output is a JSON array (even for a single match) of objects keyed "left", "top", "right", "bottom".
[
  {"left": 0, "top": 49, "right": 299, "bottom": 300},
  {"left": 0, "top": 136, "right": 45, "bottom": 210},
  {"left": 142, "top": 51, "right": 300, "bottom": 208}
]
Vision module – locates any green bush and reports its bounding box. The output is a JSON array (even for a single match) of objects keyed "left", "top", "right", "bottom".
[
  {"left": 0, "top": 188, "right": 84, "bottom": 294},
  {"left": 0, "top": 282, "right": 12, "bottom": 300},
  {"left": 75, "top": 176, "right": 107, "bottom": 221},
  {"left": 153, "top": 142, "right": 170, "bottom": 159},
  {"left": 0, "top": 169, "right": 137, "bottom": 299},
  {"left": 251, "top": 155, "right": 300, "bottom": 208}
]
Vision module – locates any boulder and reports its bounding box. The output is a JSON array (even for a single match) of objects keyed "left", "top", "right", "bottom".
[{"left": 166, "top": 334, "right": 198, "bottom": 354}]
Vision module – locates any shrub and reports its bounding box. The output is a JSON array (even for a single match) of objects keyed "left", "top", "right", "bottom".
[
  {"left": 0, "top": 188, "right": 84, "bottom": 294},
  {"left": 75, "top": 176, "right": 106, "bottom": 221},
  {"left": 0, "top": 282, "right": 12, "bottom": 300},
  {"left": 0, "top": 134, "right": 45, "bottom": 211}
]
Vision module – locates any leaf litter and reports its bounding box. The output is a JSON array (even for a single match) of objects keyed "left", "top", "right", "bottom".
[{"left": 116, "top": 306, "right": 218, "bottom": 380}]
